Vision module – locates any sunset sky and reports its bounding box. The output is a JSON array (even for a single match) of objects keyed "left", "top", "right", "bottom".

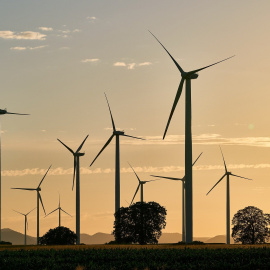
[{"left": 1, "top": 0, "right": 270, "bottom": 239}]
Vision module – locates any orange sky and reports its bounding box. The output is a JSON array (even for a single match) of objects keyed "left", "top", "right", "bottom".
[{"left": 1, "top": 0, "right": 270, "bottom": 238}]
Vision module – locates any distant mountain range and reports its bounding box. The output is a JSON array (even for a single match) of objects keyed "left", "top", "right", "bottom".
[{"left": 0, "top": 228, "right": 234, "bottom": 245}]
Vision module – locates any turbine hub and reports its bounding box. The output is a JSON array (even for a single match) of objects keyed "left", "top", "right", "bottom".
[
  {"left": 185, "top": 73, "right": 198, "bottom": 80},
  {"left": 75, "top": 153, "right": 85, "bottom": 157},
  {"left": 114, "top": 130, "right": 125, "bottom": 136},
  {"left": 37, "top": 187, "right": 41, "bottom": 192}
]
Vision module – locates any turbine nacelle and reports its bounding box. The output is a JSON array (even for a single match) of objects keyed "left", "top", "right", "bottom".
[
  {"left": 75, "top": 152, "right": 85, "bottom": 157},
  {"left": 186, "top": 73, "right": 199, "bottom": 79},
  {"left": 114, "top": 130, "right": 125, "bottom": 136},
  {"left": 37, "top": 187, "right": 41, "bottom": 192},
  {"left": 0, "top": 109, "right": 7, "bottom": 115}
]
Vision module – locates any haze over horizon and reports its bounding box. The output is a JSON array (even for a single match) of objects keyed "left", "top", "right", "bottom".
[{"left": 1, "top": 0, "right": 270, "bottom": 238}]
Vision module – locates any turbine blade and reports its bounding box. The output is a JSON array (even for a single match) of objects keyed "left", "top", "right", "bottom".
[
  {"left": 6, "top": 112, "right": 30, "bottom": 115},
  {"left": 26, "top": 207, "right": 36, "bottom": 216},
  {"left": 231, "top": 173, "right": 252, "bottom": 181},
  {"left": 219, "top": 146, "right": 227, "bottom": 173},
  {"left": 57, "top": 138, "right": 75, "bottom": 154},
  {"left": 38, "top": 192, "right": 46, "bottom": 215},
  {"left": 128, "top": 162, "right": 141, "bottom": 183},
  {"left": 163, "top": 78, "right": 185, "bottom": 139},
  {"left": 206, "top": 174, "right": 226, "bottom": 195},
  {"left": 11, "top": 188, "right": 36, "bottom": 191},
  {"left": 76, "top": 135, "right": 89, "bottom": 153},
  {"left": 192, "top": 152, "right": 203, "bottom": 166},
  {"left": 38, "top": 165, "right": 52, "bottom": 188},
  {"left": 90, "top": 135, "right": 114, "bottom": 166},
  {"left": 150, "top": 175, "right": 183, "bottom": 181},
  {"left": 61, "top": 208, "right": 72, "bottom": 217},
  {"left": 122, "top": 134, "right": 145, "bottom": 140},
  {"left": 148, "top": 30, "right": 185, "bottom": 75},
  {"left": 72, "top": 157, "right": 76, "bottom": 191},
  {"left": 189, "top": 55, "right": 235, "bottom": 74},
  {"left": 45, "top": 208, "right": 58, "bottom": 217},
  {"left": 130, "top": 184, "right": 140, "bottom": 205},
  {"left": 13, "top": 209, "right": 24, "bottom": 216},
  {"left": 144, "top": 179, "right": 161, "bottom": 183},
  {"left": 104, "top": 93, "right": 116, "bottom": 132}
]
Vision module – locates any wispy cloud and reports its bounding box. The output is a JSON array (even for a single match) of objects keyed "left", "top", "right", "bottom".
[
  {"left": 10, "top": 45, "right": 47, "bottom": 51},
  {"left": 119, "top": 134, "right": 270, "bottom": 148},
  {"left": 0, "top": 31, "right": 46, "bottom": 40},
  {"left": 87, "top": 16, "right": 97, "bottom": 22},
  {"left": 113, "top": 61, "right": 152, "bottom": 70},
  {"left": 104, "top": 127, "right": 136, "bottom": 131},
  {"left": 2, "top": 163, "right": 268, "bottom": 177},
  {"left": 81, "top": 58, "right": 100, "bottom": 63},
  {"left": 39, "top": 27, "right": 53, "bottom": 31}
]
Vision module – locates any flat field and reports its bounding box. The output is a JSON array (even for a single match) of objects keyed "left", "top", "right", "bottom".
[{"left": 0, "top": 244, "right": 270, "bottom": 270}]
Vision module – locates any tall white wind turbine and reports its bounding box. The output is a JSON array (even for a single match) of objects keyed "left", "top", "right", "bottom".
[
  {"left": 149, "top": 31, "right": 234, "bottom": 243},
  {"left": 57, "top": 135, "right": 88, "bottom": 245},
  {"left": 206, "top": 147, "right": 252, "bottom": 244},
  {"left": 45, "top": 194, "right": 72, "bottom": 227},
  {"left": 128, "top": 162, "right": 159, "bottom": 205},
  {"left": 13, "top": 207, "right": 35, "bottom": 245},
  {"left": 151, "top": 152, "right": 202, "bottom": 242},
  {"left": 90, "top": 93, "right": 144, "bottom": 214},
  {"left": 11, "top": 165, "right": 51, "bottom": 245},
  {"left": 0, "top": 108, "right": 29, "bottom": 242}
]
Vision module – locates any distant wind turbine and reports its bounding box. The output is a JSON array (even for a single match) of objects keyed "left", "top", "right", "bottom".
[
  {"left": 90, "top": 93, "right": 144, "bottom": 214},
  {"left": 206, "top": 147, "right": 252, "bottom": 244},
  {"left": 13, "top": 207, "right": 35, "bottom": 245},
  {"left": 45, "top": 194, "right": 72, "bottom": 227},
  {"left": 0, "top": 108, "right": 29, "bottom": 242},
  {"left": 149, "top": 30, "right": 234, "bottom": 243},
  {"left": 57, "top": 135, "right": 88, "bottom": 245},
  {"left": 151, "top": 152, "right": 202, "bottom": 242},
  {"left": 11, "top": 165, "right": 51, "bottom": 245},
  {"left": 128, "top": 162, "right": 159, "bottom": 205}
]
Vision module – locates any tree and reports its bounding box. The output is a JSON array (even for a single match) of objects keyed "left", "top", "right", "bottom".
[
  {"left": 39, "top": 226, "right": 77, "bottom": 245},
  {"left": 113, "top": 201, "right": 167, "bottom": 244},
  {"left": 232, "top": 206, "right": 270, "bottom": 244}
]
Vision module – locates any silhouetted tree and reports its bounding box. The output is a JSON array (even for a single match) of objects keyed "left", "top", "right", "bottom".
[
  {"left": 113, "top": 201, "right": 167, "bottom": 244},
  {"left": 39, "top": 226, "right": 77, "bottom": 245},
  {"left": 232, "top": 206, "right": 270, "bottom": 244}
]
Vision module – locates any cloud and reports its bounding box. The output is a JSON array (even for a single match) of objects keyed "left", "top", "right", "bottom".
[
  {"left": 2, "top": 163, "right": 269, "bottom": 177},
  {"left": 113, "top": 62, "right": 126, "bottom": 67},
  {"left": 113, "top": 61, "right": 152, "bottom": 70},
  {"left": 104, "top": 127, "right": 136, "bottom": 131},
  {"left": 10, "top": 45, "right": 47, "bottom": 51},
  {"left": 59, "top": 47, "right": 70, "bottom": 50},
  {"left": 118, "top": 133, "right": 270, "bottom": 148},
  {"left": 39, "top": 27, "right": 53, "bottom": 31},
  {"left": 81, "top": 58, "right": 100, "bottom": 63},
  {"left": 0, "top": 31, "right": 46, "bottom": 40},
  {"left": 87, "top": 16, "right": 97, "bottom": 22}
]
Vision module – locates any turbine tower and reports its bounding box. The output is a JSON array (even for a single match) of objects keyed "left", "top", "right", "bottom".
[
  {"left": 128, "top": 162, "right": 159, "bottom": 205},
  {"left": 0, "top": 108, "right": 29, "bottom": 242},
  {"left": 206, "top": 147, "right": 252, "bottom": 244},
  {"left": 57, "top": 135, "right": 88, "bottom": 245},
  {"left": 90, "top": 93, "right": 144, "bottom": 214},
  {"left": 13, "top": 207, "right": 35, "bottom": 245},
  {"left": 11, "top": 165, "right": 51, "bottom": 245},
  {"left": 151, "top": 152, "right": 202, "bottom": 242},
  {"left": 149, "top": 31, "right": 234, "bottom": 243},
  {"left": 45, "top": 194, "right": 72, "bottom": 227}
]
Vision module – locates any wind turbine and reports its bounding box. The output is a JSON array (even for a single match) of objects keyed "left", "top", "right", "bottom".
[
  {"left": 206, "top": 147, "right": 252, "bottom": 244},
  {"left": 0, "top": 108, "right": 29, "bottom": 242},
  {"left": 149, "top": 31, "right": 234, "bottom": 243},
  {"left": 13, "top": 207, "right": 35, "bottom": 245},
  {"left": 11, "top": 165, "right": 51, "bottom": 245},
  {"left": 128, "top": 162, "right": 159, "bottom": 205},
  {"left": 57, "top": 135, "right": 88, "bottom": 245},
  {"left": 90, "top": 93, "right": 144, "bottom": 214},
  {"left": 151, "top": 152, "right": 203, "bottom": 242},
  {"left": 45, "top": 194, "right": 72, "bottom": 227}
]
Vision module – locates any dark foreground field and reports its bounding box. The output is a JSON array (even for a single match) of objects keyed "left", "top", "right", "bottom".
[{"left": 1, "top": 244, "right": 270, "bottom": 270}]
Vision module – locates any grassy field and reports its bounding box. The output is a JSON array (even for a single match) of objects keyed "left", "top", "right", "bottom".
[{"left": 1, "top": 244, "right": 270, "bottom": 269}]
